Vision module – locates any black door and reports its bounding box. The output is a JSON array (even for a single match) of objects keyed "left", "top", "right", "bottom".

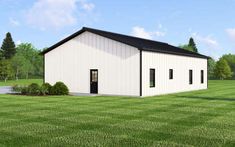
[{"left": 90, "top": 69, "right": 98, "bottom": 94}]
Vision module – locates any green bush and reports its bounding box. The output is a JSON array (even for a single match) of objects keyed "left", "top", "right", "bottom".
[
  {"left": 21, "top": 87, "right": 28, "bottom": 95},
  {"left": 39, "top": 85, "right": 47, "bottom": 96},
  {"left": 50, "top": 82, "right": 69, "bottom": 95},
  {"left": 40, "top": 83, "right": 52, "bottom": 95},
  {"left": 12, "top": 85, "right": 22, "bottom": 92},
  {"left": 12, "top": 85, "right": 28, "bottom": 94},
  {"left": 27, "top": 83, "right": 40, "bottom": 95},
  {"left": 13, "top": 82, "right": 68, "bottom": 96}
]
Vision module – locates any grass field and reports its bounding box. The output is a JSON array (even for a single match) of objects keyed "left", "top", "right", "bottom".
[
  {"left": 0, "top": 79, "right": 43, "bottom": 86},
  {"left": 0, "top": 80, "right": 234, "bottom": 146}
]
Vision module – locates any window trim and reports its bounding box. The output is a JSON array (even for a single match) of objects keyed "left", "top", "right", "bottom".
[
  {"left": 201, "top": 70, "right": 204, "bottom": 84},
  {"left": 169, "top": 69, "right": 173, "bottom": 80},
  {"left": 189, "top": 70, "right": 193, "bottom": 85},
  {"left": 150, "top": 68, "right": 155, "bottom": 88}
]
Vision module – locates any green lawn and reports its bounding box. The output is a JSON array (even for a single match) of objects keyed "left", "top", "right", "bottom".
[
  {"left": 0, "top": 79, "right": 43, "bottom": 86},
  {"left": 0, "top": 80, "right": 234, "bottom": 146}
]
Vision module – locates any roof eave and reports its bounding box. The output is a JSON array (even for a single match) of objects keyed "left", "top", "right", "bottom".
[
  {"left": 142, "top": 48, "right": 209, "bottom": 59},
  {"left": 40, "top": 28, "right": 87, "bottom": 55},
  {"left": 40, "top": 27, "right": 209, "bottom": 60}
]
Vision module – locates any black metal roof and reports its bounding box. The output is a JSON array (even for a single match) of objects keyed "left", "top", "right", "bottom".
[{"left": 41, "top": 27, "right": 209, "bottom": 59}]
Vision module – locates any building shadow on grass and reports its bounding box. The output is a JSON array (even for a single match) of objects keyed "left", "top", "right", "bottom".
[{"left": 175, "top": 95, "right": 235, "bottom": 102}]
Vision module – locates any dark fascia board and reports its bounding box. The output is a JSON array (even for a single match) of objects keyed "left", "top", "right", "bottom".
[
  {"left": 40, "top": 28, "right": 86, "bottom": 55},
  {"left": 84, "top": 27, "right": 144, "bottom": 49},
  {"left": 142, "top": 48, "right": 209, "bottom": 59},
  {"left": 40, "top": 27, "right": 141, "bottom": 55},
  {"left": 40, "top": 27, "right": 209, "bottom": 59}
]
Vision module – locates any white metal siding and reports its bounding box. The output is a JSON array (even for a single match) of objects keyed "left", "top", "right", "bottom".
[
  {"left": 45, "top": 31, "right": 140, "bottom": 96},
  {"left": 142, "top": 51, "right": 207, "bottom": 97}
]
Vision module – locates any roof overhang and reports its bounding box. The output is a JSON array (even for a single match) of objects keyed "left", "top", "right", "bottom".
[{"left": 40, "top": 27, "right": 209, "bottom": 60}]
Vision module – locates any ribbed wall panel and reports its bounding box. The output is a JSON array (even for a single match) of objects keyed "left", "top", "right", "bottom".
[
  {"left": 142, "top": 51, "right": 207, "bottom": 96},
  {"left": 45, "top": 31, "right": 140, "bottom": 96}
]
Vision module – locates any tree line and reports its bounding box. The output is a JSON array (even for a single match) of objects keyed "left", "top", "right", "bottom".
[
  {"left": 180, "top": 38, "right": 234, "bottom": 80},
  {"left": 0, "top": 32, "right": 234, "bottom": 82},
  {"left": 0, "top": 32, "right": 43, "bottom": 82}
]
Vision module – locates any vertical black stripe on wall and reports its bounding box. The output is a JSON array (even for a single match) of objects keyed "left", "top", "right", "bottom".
[
  {"left": 43, "top": 55, "right": 45, "bottom": 83},
  {"left": 207, "top": 59, "right": 208, "bottom": 89},
  {"left": 139, "top": 49, "right": 142, "bottom": 96}
]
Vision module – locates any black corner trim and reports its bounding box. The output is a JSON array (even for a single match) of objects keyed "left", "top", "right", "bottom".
[
  {"left": 140, "top": 49, "right": 142, "bottom": 96},
  {"left": 43, "top": 55, "right": 45, "bottom": 83},
  {"left": 207, "top": 59, "right": 208, "bottom": 89}
]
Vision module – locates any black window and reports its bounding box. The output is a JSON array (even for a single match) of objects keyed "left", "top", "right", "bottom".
[
  {"left": 150, "top": 69, "right": 155, "bottom": 87},
  {"left": 201, "top": 70, "right": 204, "bottom": 84},
  {"left": 169, "top": 69, "right": 173, "bottom": 79},
  {"left": 189, "top": 70, "right": 193, "bottom": 84}
]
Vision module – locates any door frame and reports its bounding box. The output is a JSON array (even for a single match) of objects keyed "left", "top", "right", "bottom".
[{"left": 90, "top": 69, "right": 98, "bottom": 94}]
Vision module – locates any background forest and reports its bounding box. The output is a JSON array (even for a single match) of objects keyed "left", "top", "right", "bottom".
[
  {"left": 0, "top": 33, "right": 234, "bottom": 82},
  {"left": 0, "top": 32, "right": 43, "bottom": 82}
]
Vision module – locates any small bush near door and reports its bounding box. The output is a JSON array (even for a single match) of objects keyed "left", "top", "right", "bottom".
[
  {"left": 41, "top": 83, "right": 52, "bottom": 95},
  {"left": 12, "top": 82, "right": 69, "bottom": 96},
  {"left": 27, "top": 83, "right": 41, "bottom": 95},
  {"left": 12, "top": 85, "right": 25, "bottom": 92},
  {"left": 50, "top": 82, "right": 69, "bottom": 95}
]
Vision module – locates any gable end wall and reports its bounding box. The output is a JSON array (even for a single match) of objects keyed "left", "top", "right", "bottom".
[{"left": 45, "top": 31, "right": 140, "bottom": 96}]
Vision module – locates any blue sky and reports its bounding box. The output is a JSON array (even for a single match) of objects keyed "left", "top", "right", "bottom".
[{"left": 0, "top": 0, "right": 235, "bottom": 59}]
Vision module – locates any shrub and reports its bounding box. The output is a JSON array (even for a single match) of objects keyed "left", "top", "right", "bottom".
[
  {"left": 13, "top": 82, "right": 68, "bottom": 96},
  {"left": 40, "top": 83, "right": 52, "bottom": 95},
  {"left": 12, "top": 85, "right": 22, "bottom": 92},
  {"left": 21, "top": 87, "right": 28, "bottom": 95},
  {"left": 12, "top": 85, "right": 28, "bottom": 94},
  {"left": 27, "top": 83, "right": 40, "bottom": 95},
  {"left": 39, "top": 86, "right": 47, "bottom": 96},
  {"left": 50, "top": 82, "right": 69, "bottom": 95}
]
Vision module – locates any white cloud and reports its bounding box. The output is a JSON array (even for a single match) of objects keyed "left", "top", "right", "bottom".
[
  {"left": 191, "top": 33, "right": 221, "bottom": 60},
  {"left": 131, "top": 26, "right": 152, "bottom": 39},
  {"left": 131, "top": 26, "right": 165, "bottom": 39},
  {"left": 226, "top": 28, "right": 235, "bottom": 41},
  {"left": 9, "top": 18, "right": 20, "bottom": 26},
  {"left": 25, "top": 0, "right": 96, "bottom": 30},
  {"left": 154, "top": 31, "right": 165, "bottom": 37},
  {"left": 16, "top": 40, "right": 22, "bottom": 45},
  {"left": 192, "top": 33, "right": 218, "bottom": 48},
  {"left": 79, "top": 0, "right": 95, "bottom": 11},
  {"left": 26, "top": 0, "right": 77, "bottom": 30}
]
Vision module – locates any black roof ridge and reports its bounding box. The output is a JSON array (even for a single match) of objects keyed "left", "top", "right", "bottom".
[
  {"left": 166, "top": 43, "right": 207, "bottom": 57},
  {"left": 82, "top": 27, "right": 169, "bottom": 46},
  {"left": 83, "top": 27, "right": 208, "bottom": 58},
  {"left": 41, "top": 26, "right": 209, "bottom": 59}
]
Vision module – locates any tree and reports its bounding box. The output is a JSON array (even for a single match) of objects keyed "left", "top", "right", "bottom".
[
  {"left": 179, "top": 44, "right": 194, "bottom": 52},
  {"left": 0, "top": 59, "right": 13, "bottom": 82},
  {"left": 0, "top": 49, "right": 3, "bottom": 60},
  {"left": 214, "top": 58, "right": 233, "bottom": 80},
  {"left": 179, "top": 37, "right": 198, "bottom": 53},
  {"left": 208, "top": 58, "right": 216, "bottom": 79},
  {"left": 33, "top": 53, "right": 43, "bottom": 78},
  {"left": 1, "top": 32, "right": 16, "bottom": 59},
  {"left": 11, "top": 54, "right": 31, "bottom": 80},
  {"left": 15, "top": 43, "right": 43, "bottom": 79},
  {"left": 221, "top": 54, "right": 235, "bottom": 79},
  {"left": 188, "top": 37, "right": 198, "bottom": 53}
]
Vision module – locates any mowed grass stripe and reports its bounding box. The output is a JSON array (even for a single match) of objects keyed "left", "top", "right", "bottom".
[{"left": 0, "top": 80, "right": 234, "bottom": 146}]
